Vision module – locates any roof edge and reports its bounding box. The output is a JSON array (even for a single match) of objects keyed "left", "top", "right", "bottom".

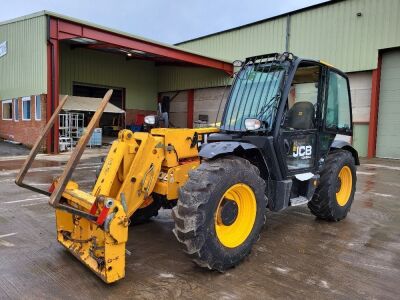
[
  {"left": 0, "top": 10, "right": 232, "bottom": 64},
  {"left": 0, "top": 10, "right": 47, "bottom": 26}
]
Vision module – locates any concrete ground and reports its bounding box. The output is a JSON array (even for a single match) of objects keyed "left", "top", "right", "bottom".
[{"left": 0, "top": 153, "right": 399, "bottom": 299}]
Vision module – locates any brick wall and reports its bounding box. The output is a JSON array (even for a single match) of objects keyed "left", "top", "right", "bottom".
[{"left": 0, "top": 94, "right": 47, "bottom": 149}]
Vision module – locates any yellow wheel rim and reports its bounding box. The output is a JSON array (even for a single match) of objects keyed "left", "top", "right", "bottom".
[
  {"left": 336, "top": 166, "right": 352, "bottom": 206},
  {"left": 215, "top": 183, "right": 257, "bottom": 248}
]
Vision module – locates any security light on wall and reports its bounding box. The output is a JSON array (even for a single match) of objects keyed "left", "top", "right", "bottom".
[{"left": 131, "top": 50, "right": 146, "bottom": 55}]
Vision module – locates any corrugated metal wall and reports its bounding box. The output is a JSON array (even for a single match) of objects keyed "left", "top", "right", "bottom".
[
  {"left": 157, "top": 66, "right": 230, "bottom": 92},
  {"left": 178, "top": 0, "right": 400, "bottom": 73},
  {"left": 289, "top": 0, "right": 400, "bottom": 72},
  {"left": 177, "top": 17, "right": 286, "bottom": 62},
  {"left": 0, "top": 16, "right": 47, "bottom": 100},
  {"left": 376, "top": 49, "right": 400, "bottom": 159},
  {"left": 60, "top": 43, "right": 158, "bottom": 110}
]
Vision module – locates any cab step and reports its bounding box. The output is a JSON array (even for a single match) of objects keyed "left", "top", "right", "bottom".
[{"left": 290, "top": 196, "right": 309, "bottom": 206}]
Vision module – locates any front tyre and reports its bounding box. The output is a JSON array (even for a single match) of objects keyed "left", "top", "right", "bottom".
[
  {"left": 308, "top": 150, "right": 357, "bottom": 221},
  {"left": 172, "top": 156, "right": 266, "bottom": 271}
]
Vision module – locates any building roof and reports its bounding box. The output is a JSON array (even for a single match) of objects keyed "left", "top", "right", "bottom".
[{"left": 0, "top": 10, "right": 232, "bottom": 64}]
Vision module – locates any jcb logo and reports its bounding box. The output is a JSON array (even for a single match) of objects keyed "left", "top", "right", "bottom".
[{"left": 293, "top": 145, "right": 312, "bottom": 158}]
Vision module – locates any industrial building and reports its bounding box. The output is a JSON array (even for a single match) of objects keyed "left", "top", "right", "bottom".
[
  {"left": 0, "top": 11, "right": 231, "bottom": 153},
  {"left": 175, "top": 0, "right": 400, "bottom": 159},
  {"left": 1, "top": 0, "right": 400, "bottom": 158}
]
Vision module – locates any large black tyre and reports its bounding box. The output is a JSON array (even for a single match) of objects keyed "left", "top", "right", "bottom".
[
  {"left": 130, "top": 194, "right": 163, "bottom": 225},
  {"left": 308, "top": 150, "right": 357, "bottom": 221},
  {"left": 172, "top": 156, "right": 266, "bottom": 271}
]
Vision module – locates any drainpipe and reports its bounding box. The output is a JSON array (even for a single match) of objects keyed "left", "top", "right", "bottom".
[
  {"left": 46, "top": 16, "right": 59, "bottom": 154},
  {"left": 285, "top": 14, "right": 291, "bottom": 52},
  {"left": 46, "top": 16, "right": 54, "bottom": 153}
]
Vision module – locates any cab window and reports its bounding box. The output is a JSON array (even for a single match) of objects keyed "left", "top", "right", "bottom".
[
  {"left": 283, "top": 62, "right": 321, "bottom": 130},
  {"left": 325, "top": 71, "right": 351, "bottom": 132}
]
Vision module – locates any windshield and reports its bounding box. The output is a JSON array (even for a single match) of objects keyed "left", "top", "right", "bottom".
[{"left": 220, "top": 62, "right": 287, "bottom": 131}]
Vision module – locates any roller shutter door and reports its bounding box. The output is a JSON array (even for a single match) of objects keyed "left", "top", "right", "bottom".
[{"left": 376, "top": 50, "right": 400, "bottom": 159}]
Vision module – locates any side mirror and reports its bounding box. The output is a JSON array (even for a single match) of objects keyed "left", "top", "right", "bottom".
[{"left": 244, "top": 118, "right": 261, "bottom": 131}]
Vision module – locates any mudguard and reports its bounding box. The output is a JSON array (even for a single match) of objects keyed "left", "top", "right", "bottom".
[
  {"left": 199, "top": 142, "right": 258, "bottom": 159},
  {"left": 331, "top": 140, "right": 360, "bottom": 165}
]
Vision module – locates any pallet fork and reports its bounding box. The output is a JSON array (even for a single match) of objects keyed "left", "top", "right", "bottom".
[
  {"left": 16, "top": 89, "right": 218, "bottom": 282},
  {"left": 15, "top": 90, "right": 130, "bottom": 282}
]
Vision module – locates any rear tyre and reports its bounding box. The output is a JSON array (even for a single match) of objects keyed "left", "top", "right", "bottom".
[
  {"left": 173, "top": 156, "right": 266, "bottom": 271},
  {"left": 308, "top": 150, "right": 357, "bottom": 221}
]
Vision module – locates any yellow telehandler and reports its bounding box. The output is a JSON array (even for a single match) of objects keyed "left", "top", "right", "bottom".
[{"left": 16, "top": 53, "right": 359, "bottom": 283}]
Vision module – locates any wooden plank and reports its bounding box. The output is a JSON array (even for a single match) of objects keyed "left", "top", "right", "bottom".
[
  {"left": 15, "top": 95, "right": 69, "bottom": 187},
  {"left": 49, "top": 89, "right": 113, "bottom": 207}
]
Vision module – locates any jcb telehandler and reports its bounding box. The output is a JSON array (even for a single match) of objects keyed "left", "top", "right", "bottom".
[{"left": 16, "top": 52, "right": 358, "bottom": 283}]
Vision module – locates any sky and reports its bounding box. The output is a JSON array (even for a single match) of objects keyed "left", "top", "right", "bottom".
[{"left": 0, "top": 0, "right": 328, "bottom": 44}]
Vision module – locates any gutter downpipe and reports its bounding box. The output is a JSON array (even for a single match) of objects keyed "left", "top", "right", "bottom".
[
  {"left": 285, "top": 14, "right": 291, "bottom": 52},
  {"left": 47, "top": 16, "right": 58, "bottom": 154}
]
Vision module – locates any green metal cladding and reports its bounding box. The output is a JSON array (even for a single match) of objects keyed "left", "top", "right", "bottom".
[
  {"left": 60, "top": 44, "right": 158, "bottom": 110},
  {"left": 157, "top": 66, "right": 230, "bottom": 92},
  {"left": 0, "top": 16, "right": 47, "bottom": 100},
  {"left": 177, "top": 17, "right": 286, "bottom": 64},
  {"left": 178, "top": 0, "right": 400, "bottom": 73}
]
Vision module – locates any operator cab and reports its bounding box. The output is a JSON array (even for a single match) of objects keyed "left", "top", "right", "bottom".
[
  {"left": 203, "top": 52, "right": 357, "bottom": 211},
  {"left": 209, "top": 53, "right": 355, "bottom": 175}
]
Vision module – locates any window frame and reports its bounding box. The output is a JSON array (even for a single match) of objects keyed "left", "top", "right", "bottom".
[
  {"left": 13, "top": 98, "right": 19, "bottom": 121},
  {"left": 22, "top": 96, "right": 31, "bottom": 121},
  {"left": 2, "top": 99, "right": 13, "bottom": 120},
  {"left": 35, "top": 95, "right": 41, "bottom": 121},
  {"left": 323, "top": 69, "right": 353, "bottom": 135}
]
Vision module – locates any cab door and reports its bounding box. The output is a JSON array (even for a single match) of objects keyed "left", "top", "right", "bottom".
[{"left": 276, "top": 61, "right": 326, "bottom": 177}]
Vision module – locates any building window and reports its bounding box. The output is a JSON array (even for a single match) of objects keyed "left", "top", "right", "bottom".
[
  {"left": 14, "top": 98, "right": 19, "bottom": 121},
  {"left": 2, "top": 100, "right": 12, "bottom": 120},
  {"left": 22, "top": 96, "right": 31, "bottom": 120},
  {"left": 35, "top": 95, "right": 41, "bottom": 120}
]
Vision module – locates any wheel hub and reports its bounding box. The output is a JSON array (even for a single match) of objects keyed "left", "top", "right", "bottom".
[
  {"left": 220, "top": 198, "right": 239, "bottom": 226},
  {"left": 336, "top": 165, "right": 353, "bottom": 206},
  {"left": 215, "top": 183, "right": 257, "bottom": 248}
]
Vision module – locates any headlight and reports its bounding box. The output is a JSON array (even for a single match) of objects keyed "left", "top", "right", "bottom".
[
  {"left": 144, "top": 115, "right": 156, "bottom": 125},
  {"left": 244, "top": 118, "right": 261, "bottom": 131}
]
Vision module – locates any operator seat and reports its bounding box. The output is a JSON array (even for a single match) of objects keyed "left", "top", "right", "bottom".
[{"left": 285, "top": 101, "right": 315, "bottom": 129}]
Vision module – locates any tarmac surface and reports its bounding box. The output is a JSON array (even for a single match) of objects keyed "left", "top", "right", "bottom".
[
  {"left": 0, "top": 151, "right": 399, "bottom": 299},
  {"left": 0, "top": 140, "right": 30, "bottom": 156}
]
